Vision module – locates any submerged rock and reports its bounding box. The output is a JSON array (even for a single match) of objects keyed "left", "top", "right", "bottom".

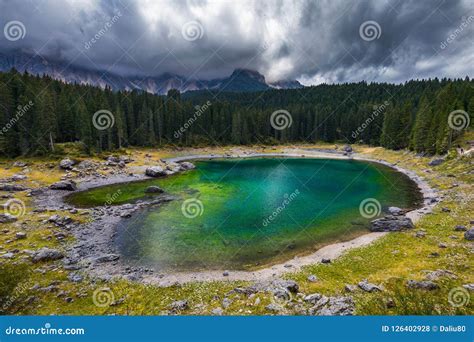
[
  {"left": 179, "top": 161, "right": 196, "bottom": 170},
  {"left": 387, "top": 207, "right": 402, "bottom": 215},
  {"left": 144, "top": 186, "right": 164, "bottom": 194},
  {"left": 370, "top": 215, "right": 413, "bottom": 232},
  {"left": 50, "top": 180, "right": 77, "bottom": 191}
]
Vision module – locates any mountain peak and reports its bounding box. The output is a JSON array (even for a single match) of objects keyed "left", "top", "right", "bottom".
[
  {"left": 0, "top": 52, "right": 304, "bottom": 94},
  {"left": 230, "top": 68, "right": 266, "bottom": 84}
]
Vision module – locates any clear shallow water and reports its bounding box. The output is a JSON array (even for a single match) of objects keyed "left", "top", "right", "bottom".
[{"left": 69, "top": 158, "right": 422, "bottom": 271}]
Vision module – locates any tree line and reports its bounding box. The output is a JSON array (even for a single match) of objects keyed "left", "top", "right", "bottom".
[{"left": 0, "top": 69, "right": 472, "bottom": 157}]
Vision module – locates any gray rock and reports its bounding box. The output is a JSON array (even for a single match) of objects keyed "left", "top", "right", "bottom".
[
  {"left": 0, "top": 183, "right": 28, "bottom": 192},
  {"left": 222, "top": 270, "right": 229, "bottom": 277},
  {"left": 462, "top": 284, "right": 474, "bottom": 292},
  {"left": 120, "top": 211, "right": 133, "bottom": 218},
  {"left": 313, "top": 296, "right": 354, "bottom": 316},
  {"left": 344, "top": 284, "right": 357, "bottom": 293},
  {"left": 222, "top": 297, "right": 232, "bottom": 308},
  {"left": 370, "top": 215, "right": 414, "bottom": 232},
  {"left": 454, "top": 225, "right": 467, "bottom": 231},
  {"left": 307, "top": 274, "right": 318, "bottom": 282},
  {"left": 50, "top": 180, "right": 77, "bottom": 191},
  {"left": 388, "top": 206, "right": 402, "bottom": 215},
  {"left": 179, "top": 162, "right": 195, "bottom": 170},
  {"left": 77, "top": 160, "right": 96, "bottom": 170},
  {"left": 424, "top": 269, "right": 457, "bottom": 281},
  {"left": 145, "top": 166, "right": 166, "bottom": 177},
  {"left": 428, "top": 158, "right": 444, "bottom": 166},
  {"left": 304, "top": 293, "right": 322, "bottom": 304},
  {"left": 464, "top": 228, "right": 474, "bottom": 241},
  {"left": 13, "top": 161, "right": 27, "bottom": 167},
  {"left": 265, "top": 303, "right": 283, "bottom": 313},
  {"left": 342, "top": 145, "right": 353, "bottom": 153},
  {"left": 15, "top": 232, "right": 27, "bottom": 239},
  {"left": 0, "top": 213, "right": 17, "bottom": 223},
  {"left": 144, "top": 186, "right": 164, "bottom": 194},
  {"left": 67, "top": 272, "right": 83, "bottom": 283},
  {"left": 165, "top": 162, "right": 183, "bottom": 172},
  {"left": 358, "top": 279, "right": 383, "bottom": 292},
  {"left": 406, "top": 280, "right": 439, "bottom": 290},
  {"left": 48, "top": 215, "right": 73, "bottom": 226},
  {"left": 169, "top": 300, "right": 188, "bottom": 312},
  {"left": 11, "top": 174, "right": 27, "bottom": 181},
  {"left": 211, "top": 307, "right": 224, "bottom": 315},
  {"left": 32, "top": 248, "right": 64, "bottom": 263},
  {"left": 321, "top": 258, "right": 331, "bottom": 264},
  {"left": 59, "top": 158, "right": 76, "bottom": 170},
  {"left": 93, "top": 254, "right": 120, "bottom": 263},
  {"left": 1, "top": 252, "right": 15, "bottom": 259}
]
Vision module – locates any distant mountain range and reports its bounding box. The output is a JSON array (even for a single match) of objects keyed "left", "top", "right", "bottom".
[{"left": 0, "top": 51, "right": 303, "bottom": 94}]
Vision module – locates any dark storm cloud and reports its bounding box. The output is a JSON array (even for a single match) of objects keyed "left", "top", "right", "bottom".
[{"left": 0, "top": 0, "right": 472, "bottom": 84}]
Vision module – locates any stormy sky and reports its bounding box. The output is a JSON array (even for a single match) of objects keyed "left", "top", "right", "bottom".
[{"left": 0, "top": 0, "right": 473, "bottom": 84}]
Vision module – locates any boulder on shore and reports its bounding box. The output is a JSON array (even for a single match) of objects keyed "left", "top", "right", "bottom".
[
  {"left": 59, "top": 158, "right": 76, "bottom": 170},
  {"left": 145, "top": 166, "right": 166, "bottom": 178},
  {"left": 370, "top": 215, "right": 413, "bottom": 232},
  {"left": 50, "top": 180, "right": 77, "bottom": 191},
  {"left": 32, "top": 248, "right": 64, "bottom": 263}
]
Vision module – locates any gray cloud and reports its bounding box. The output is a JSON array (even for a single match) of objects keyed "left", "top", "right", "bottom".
[{"left": 0, "top": 0, "right": 472, "bottom": 84}]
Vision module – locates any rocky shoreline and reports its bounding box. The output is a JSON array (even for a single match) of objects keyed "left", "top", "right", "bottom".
[{"left": 31, "top": 149, "right": 440, "bottom": 286}]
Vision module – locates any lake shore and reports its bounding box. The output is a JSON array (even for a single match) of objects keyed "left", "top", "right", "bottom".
[{"left": 34, "top": 148, "right": 440, "bottom": 286}]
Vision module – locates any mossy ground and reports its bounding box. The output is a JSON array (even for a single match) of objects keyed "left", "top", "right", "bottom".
[{"left": 0, "top": 135, "right": 472, "bottom": 315}]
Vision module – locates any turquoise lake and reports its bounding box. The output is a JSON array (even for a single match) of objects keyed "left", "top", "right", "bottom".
[{"left": 83, "top": 158, "right": 422, "bottom": 271}]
